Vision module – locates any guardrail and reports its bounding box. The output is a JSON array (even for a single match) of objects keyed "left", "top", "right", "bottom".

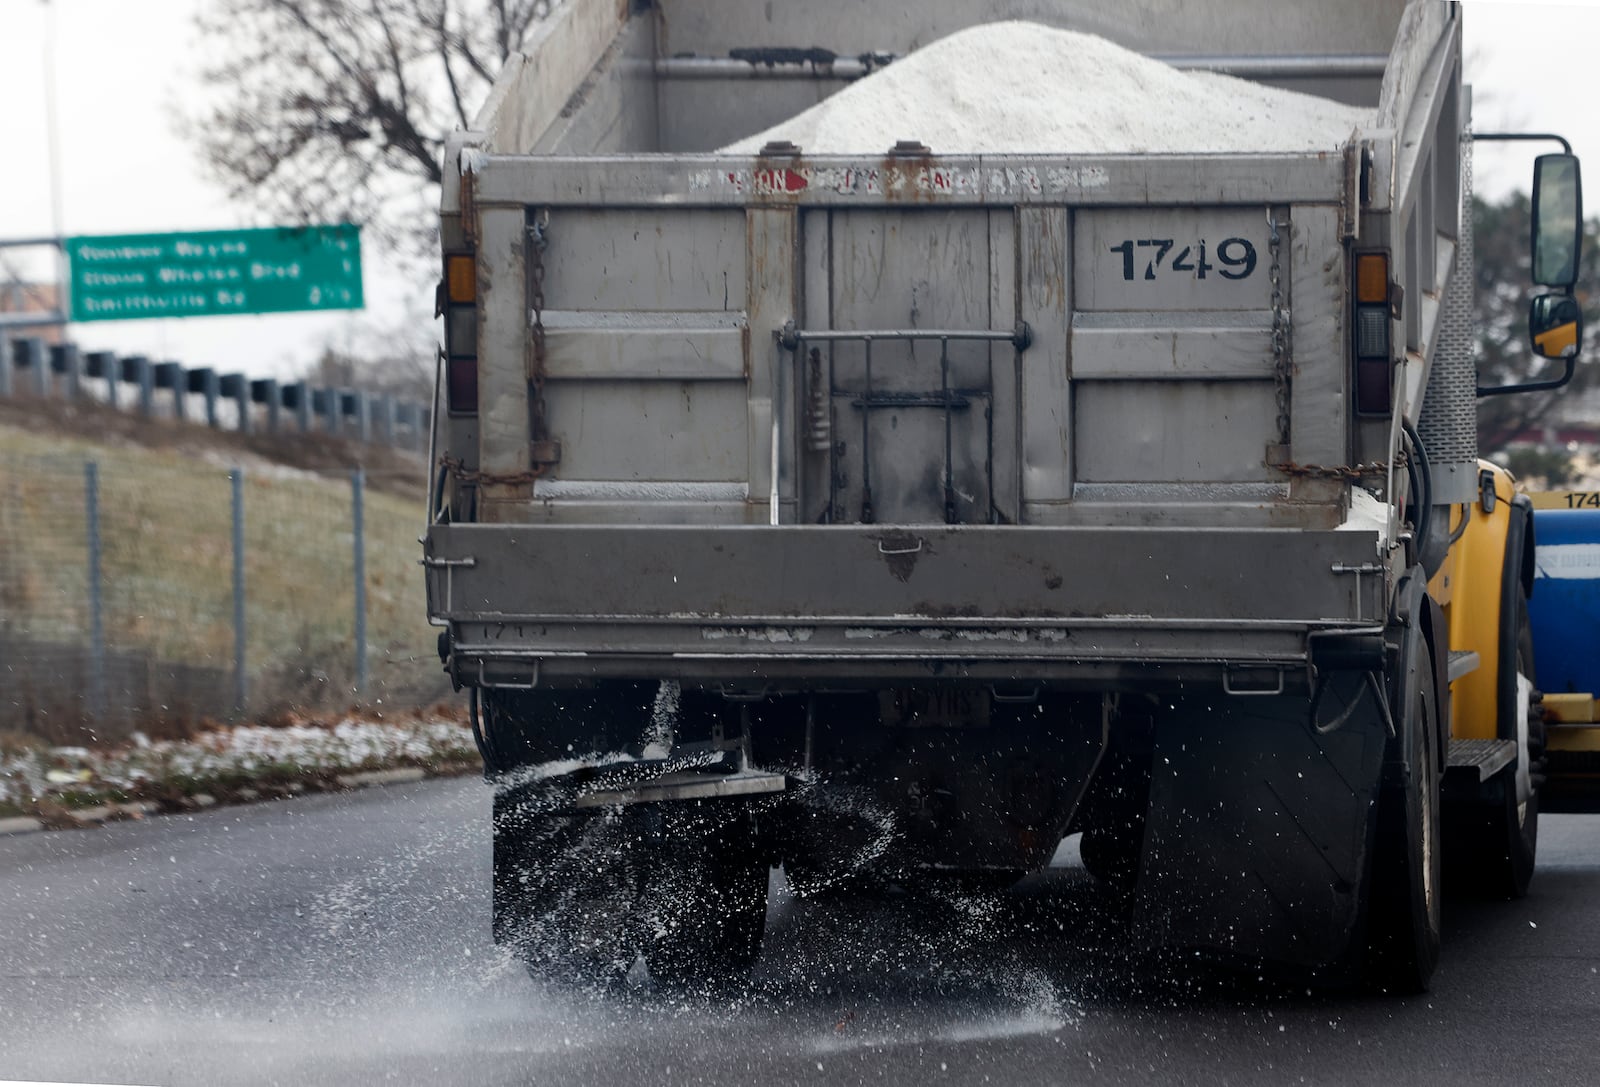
[{"left": 0, "top": 334, "right": 430, "bottom": 450}]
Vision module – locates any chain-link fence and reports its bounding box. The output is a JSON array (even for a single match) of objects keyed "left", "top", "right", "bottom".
[{"left": 0, "top": 451, "right": 448, "bottom": 743}]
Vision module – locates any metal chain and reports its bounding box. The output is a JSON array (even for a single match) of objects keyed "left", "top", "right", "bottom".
[
  {"left": 1276, "top": 458, "right": 1401, "bottom": 481},
  {"left": 447, "top": 210, "right": 558, "bottom": 492},
  {"left": 528, "top": 207, "right": 552, "bottom": 475},
  {"left": 440, "top": 454, "right": 548, "bottom": 487},
  {"left": 1267, "top": 208, "right": 1291, "bottom": 449}
]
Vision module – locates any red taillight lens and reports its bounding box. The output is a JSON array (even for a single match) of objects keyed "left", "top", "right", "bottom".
[
  {"left": 1355, "top": 358, "right": 1392, "bottom": 414},
  {"left": 447, "top": 356, "right": 478, "bottom": 414}
]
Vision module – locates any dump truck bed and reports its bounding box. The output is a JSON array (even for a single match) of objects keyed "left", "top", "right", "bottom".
[{"left": 428, "top": 0, "right": 1465, "bottom": 690}]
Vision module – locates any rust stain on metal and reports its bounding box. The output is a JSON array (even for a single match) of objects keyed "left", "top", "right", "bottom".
[
  {"left": 880, "top": 152, "right": 972, "bottom": 206},
  {"left": 1025, "top": 209, "right": 1068, "bottom": 310},
  {"left": 461, "top": 171, "right": 479, "bottom": 246}
]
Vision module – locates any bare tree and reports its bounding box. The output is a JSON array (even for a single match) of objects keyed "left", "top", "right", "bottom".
[
  {"left": 1473, "top": 191, "right": 1600, "bottom": 455},
  {"left": 304, "top": 321, "right": 436, "bottom": 403},
  {"left": 187, "top": 0, "right": 546, "bottom": 255}
]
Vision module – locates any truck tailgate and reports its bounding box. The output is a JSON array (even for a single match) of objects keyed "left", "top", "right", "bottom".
[{"left": 427, "top": 522, "right": 1384, "bottom": 684}]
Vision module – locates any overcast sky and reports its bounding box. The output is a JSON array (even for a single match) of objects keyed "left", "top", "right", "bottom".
[
  {"left": 0, "top": 0, "right": 1594, "bottom": 381},
  {"left": 0, "top": 0, "right": 427, "bottom": 378}
]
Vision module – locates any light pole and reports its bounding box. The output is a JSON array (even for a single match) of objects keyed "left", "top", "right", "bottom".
[{"left": 43, "top": 0, "right": 70, "bottom": 327}]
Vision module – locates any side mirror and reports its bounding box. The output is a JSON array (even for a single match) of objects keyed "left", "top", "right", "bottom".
[
  {"left": 1530, "top": 293, "right": 1583, "bottom": 359},
  {"left": 1533, "top": 153, "right": 1583, "bottom": 288}
]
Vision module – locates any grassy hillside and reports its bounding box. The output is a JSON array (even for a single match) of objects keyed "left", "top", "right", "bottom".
[{"left": 0, "top": 397, "right": 447, "bottom": 735}]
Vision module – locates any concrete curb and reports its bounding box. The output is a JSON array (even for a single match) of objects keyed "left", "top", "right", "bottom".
[
  {"left": 337, "top": 767, "right": 427, "bottom": 789},
  {"left": 67, "top": 801, "right": 160, "bottom": 827},
  {"left": 0, "top": 816, "right": 45, "bottom": 836}
]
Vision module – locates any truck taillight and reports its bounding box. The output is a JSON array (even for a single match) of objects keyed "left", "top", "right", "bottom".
[
  {"left": 1353, "top": 251, "right": 1392, "bottom": 415},
  {"left": 443, "top": 252, "right": 478, "bottom": 414}
]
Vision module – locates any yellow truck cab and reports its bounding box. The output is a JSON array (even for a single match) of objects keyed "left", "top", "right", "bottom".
[{"left": 1430, "top": 464, "right": 1540, "bottom": 897}]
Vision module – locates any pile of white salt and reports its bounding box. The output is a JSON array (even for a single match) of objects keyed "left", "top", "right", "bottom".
[{"left": 721, "top": 21, "right": 1371, "bottom": 156}]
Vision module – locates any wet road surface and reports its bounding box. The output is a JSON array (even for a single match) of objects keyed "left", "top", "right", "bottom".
[{"left": 0, "top": 776, "right": 1595, "bottom": 1086}]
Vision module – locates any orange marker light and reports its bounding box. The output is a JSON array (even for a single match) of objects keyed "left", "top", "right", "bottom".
[
  {"left": 446, "top": 254, "right": 476, "bottom": 304},
  {"left": 1356, "top": 253, "right": 1389, "bottom": 304}
]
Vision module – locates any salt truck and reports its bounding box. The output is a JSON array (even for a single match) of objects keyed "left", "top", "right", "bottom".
[{"left": 423, "top": 0, "right": 1587, "bottom": 991}]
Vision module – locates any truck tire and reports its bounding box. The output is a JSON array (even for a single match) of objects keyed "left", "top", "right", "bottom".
[
  {"left": 1075, "top": 745, "right": 1151, "bottom": 892},
  {"left": 1449, "top": 589, "right": 1542, "bottom": 899},
  {"left": 1079, "top": 823, "right": 1143, "bottom": 891},
  {"left": 643, "top": 804, "right": 768, "bottom": 993},
  {"left": 1365, "top": 637, "right": 1443, "bottom": 993},
  {"left": 493, "top": 789, "right": 643, "bottom": 989}
]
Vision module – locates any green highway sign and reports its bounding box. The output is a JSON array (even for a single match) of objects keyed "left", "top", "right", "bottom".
[{"left": 65, "top": 224, "right": 363, "bottom": 322}]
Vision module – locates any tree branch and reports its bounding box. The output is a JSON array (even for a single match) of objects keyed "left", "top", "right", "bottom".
[{"left": 190, "top": 0, "right": 541, "bottom": 254}]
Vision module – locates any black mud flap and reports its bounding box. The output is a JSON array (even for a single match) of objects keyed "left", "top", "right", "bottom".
[{"left": 1131, "top": 691, "right": 1388, "bottom": 980}]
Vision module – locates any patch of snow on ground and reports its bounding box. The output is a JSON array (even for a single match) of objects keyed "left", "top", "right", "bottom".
[
  {"left": 0, "top": 717, "right": 475, "bottom": 806},
  {"left": 721, "top": 21, "right": 1371, "bottom": 156}
]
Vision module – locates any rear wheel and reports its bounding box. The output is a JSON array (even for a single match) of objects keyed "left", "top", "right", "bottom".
[
  {"left": 1075, "top": 746, "right": 1151, "bottom": 892},
  {"left": 493, "top": 790, "right": 643, "bottom": 988},
  {"left": 1365, "top": 639, "right": 1443, "bottom": 993},
  {"left": 1079, "top": 823, "right": 1144, "bottom": 891},
  {"left": 643, "top": 804, "right": 769, "bottom": 994},
  {"left": 495, "top": 792, "right": 770, "bottom": 993}
]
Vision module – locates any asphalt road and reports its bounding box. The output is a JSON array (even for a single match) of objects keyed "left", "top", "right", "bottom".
[{"left": 0, "top": 777, "right": 1595, "bottom": 1087}]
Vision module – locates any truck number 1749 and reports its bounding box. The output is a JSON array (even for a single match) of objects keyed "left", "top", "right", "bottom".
[{"left": 1108, "top": 238, "right": 1257, "bottom": 282}]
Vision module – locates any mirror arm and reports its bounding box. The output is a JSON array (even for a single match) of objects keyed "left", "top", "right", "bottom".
[
  {"left": 1477, "top": 356, "right": 1576, "bottom": 398},
  {"left": 1471, "top": 134, "right": 1582, "bottom": 397},
  {"left": 1473, "top": 132, "right": 1574, "bottom": 154}
]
